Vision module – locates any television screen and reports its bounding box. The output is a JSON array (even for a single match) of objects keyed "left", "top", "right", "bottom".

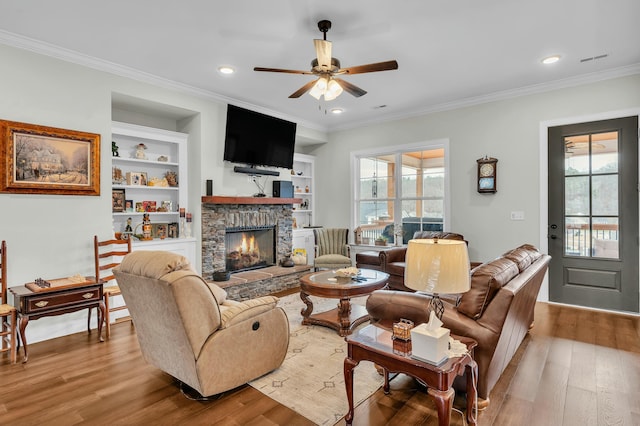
[{"left": 224, "top": 105, "right": 297, "bottom": 169}]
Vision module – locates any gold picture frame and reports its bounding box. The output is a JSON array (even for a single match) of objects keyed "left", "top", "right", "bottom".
[{"left": 0, "top": 119, "right": 100, "bottom": 195}]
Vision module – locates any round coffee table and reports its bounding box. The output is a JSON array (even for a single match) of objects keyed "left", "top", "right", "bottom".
[{"left": 299, "top": 269, "right": 389, "bottom": 336}]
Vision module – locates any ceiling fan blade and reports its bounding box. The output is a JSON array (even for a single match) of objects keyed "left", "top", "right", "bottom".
[
  {"left": 314, "top": 39, "right": 332, "bottom": 70},
  {"left": 333, "top": 78, "right": 367, "bottom": 98},
  {"left": 339, "top": 60, "right": 398, "bottom": 75},
  {"left": 289, "top": 79, "right": 318, "bottom": 98},
  {"left": 254, "top": 67, "right": 314, "bottom": 75}
]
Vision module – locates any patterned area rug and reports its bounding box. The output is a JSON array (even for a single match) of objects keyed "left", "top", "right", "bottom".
[{"left": 249, "top": 292, "right": 383, "bottom": 426}]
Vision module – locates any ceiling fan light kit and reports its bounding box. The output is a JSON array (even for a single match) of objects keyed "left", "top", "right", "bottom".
[
  {"left": 254, "top": 20, "right": 398, "bottom": 101},
  {"left": 310, "top": 77, "right": 343, "bottom": 101}
]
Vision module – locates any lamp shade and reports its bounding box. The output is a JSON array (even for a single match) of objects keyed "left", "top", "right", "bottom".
[{"left": 404, "top": 239, "right": 470, "bottom": 294}]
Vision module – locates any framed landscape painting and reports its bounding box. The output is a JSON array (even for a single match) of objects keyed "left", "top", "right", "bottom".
[{"left": 0, "top": 119, "right": 100, "bottom": 195}]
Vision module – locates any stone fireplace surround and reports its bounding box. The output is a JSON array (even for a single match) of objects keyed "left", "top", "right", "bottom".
[{"left": 201, "top": 196, "right": 312, "bottom": 300}]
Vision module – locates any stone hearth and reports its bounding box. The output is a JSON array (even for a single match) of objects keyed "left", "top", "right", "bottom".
[{"left": 215, "top": 264, "right": 311, "bottom": 301}]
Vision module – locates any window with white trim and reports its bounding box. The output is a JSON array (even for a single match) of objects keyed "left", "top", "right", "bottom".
[{"left": 352, "top": 144, "right": 447, "bottom": 246}]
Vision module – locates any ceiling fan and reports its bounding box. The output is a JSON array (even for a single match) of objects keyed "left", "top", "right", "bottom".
[{"left": 254, "top": 20, "right": 398, "bottom": 101}]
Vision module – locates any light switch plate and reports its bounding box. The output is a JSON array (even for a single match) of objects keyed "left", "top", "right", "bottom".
[{"left": 510, "top": 211, "right": 525, "bottom": 220}]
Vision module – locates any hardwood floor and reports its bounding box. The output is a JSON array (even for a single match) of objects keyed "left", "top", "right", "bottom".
[{"left": 1, "top": 301, "right": 638, "bottom": 425}]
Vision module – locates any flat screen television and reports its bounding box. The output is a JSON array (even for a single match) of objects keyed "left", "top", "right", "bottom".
[{"left": 224, "top": 105, "right": 297, "bottom": 170}]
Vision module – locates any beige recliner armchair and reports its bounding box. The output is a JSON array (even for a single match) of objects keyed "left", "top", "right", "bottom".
[{"left": 113, "top": 251, "right": 289, "bottom": 397}]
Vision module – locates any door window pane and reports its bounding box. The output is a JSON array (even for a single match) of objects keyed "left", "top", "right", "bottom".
[
  {"left": 592, "top": 217, "right": 619, "bottom": 259},
  {"left": 565, "top": 176, "right": 589, "bottom": 216},
  {"left": 565, "top": 217, "right": 590, "bottom": 256},
  {"left": 565, "top": 135, "right": 590, "bottom": 175},
  {"left": 591, "top": 132, "right": 618, "bottom": 174},
  {"left": 592, "top": 174, "right": 618, "bottom": 216}
]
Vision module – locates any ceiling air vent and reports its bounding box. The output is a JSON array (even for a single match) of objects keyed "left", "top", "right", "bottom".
[{"left": 580, "top": 54, "right": 609, "bottom": 63}]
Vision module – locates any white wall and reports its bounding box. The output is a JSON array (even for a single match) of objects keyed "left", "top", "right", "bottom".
[{"left": 310, "top": 74, "right": 640, "bottom": 301}]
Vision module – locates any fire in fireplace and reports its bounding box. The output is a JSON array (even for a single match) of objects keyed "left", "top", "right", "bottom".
[{"left": 225, "top": 226, "right": 276, "bottom": 272}]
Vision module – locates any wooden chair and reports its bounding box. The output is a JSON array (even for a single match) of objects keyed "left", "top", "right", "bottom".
[
  {"left": 0, "top": 240, "right": 17, "bottom": 363},
  {"left": 87, "top": 236, "right": 132, "bottom": 338}
]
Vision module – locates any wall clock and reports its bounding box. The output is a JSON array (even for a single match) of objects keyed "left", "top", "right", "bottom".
[{"left": 477, "top": 156, "right": 498, "bottom": 193}]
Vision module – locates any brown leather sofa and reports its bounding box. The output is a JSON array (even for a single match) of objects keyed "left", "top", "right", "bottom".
[
  {"left": 365, "top": 243, "right": 551, "bottom": 406},
  {"left": 355, "top": 231, "right": 466, "bottom": 291}
]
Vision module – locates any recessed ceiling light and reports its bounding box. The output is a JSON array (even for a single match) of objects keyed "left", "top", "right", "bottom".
[
  {"left": 542, "top": 55, "right": 561, "bottom": 65},
  {"left": 330, "top": 108, "right": 344, "bottom": 115},
  {"left": 218, "top": 66, "right": 235, "bottom": 75}
]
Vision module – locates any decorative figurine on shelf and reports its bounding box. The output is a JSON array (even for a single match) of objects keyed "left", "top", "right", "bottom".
[
  {"left": 179, "top": 208, "right": 186, "bottom": 239},
  {"left": 141, "top": 213, "right": 153, "bottom": 240},
  {"left": 134, "top": 143, "right": 148, "bottom": 160},
  {"left": 165, "top": 170, "right": 178, "bottom": 187},
  {"left": 185, "top": 213, "right": 193, "bottom": 238},
  {"left": 112, "top": 141, "right": 120, "bottom": 157},
  {"left": 122, "top": 217, "right": 133, "bottom": 240}
]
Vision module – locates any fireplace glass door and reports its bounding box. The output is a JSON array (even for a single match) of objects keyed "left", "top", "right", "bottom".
[{"left": 225, "top": 226, "right": 276, "bottom": 272}]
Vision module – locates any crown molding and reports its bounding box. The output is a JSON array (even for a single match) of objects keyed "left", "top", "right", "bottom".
[
  {"left": 332, "top": 63, "right": 640, "bottom": 132},
  {"left": 1, "top": 29, "right": 638, "bottom": 134},
  {"left": 0, "top": 30, "right": 328, "bottom": 133}
]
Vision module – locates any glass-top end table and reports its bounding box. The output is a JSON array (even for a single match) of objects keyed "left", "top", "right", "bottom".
[{"left": 344, "top": 324, "right": 478, "bottom": 426}]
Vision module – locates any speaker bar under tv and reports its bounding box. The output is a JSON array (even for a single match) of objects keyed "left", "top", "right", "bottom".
[{"left": 233, "top": 165, "right": 280, "bottom": 176}]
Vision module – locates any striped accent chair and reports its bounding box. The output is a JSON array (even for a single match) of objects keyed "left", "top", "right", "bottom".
[{"left": 313, "top": 228, "right": 352, "bottom": 271}]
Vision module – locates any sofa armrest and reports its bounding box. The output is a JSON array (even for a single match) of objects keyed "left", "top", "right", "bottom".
[
  {"left": 381, "top": 247, "right": 407, "bottom": 264},
  {"left": 342, "top": 244, "right": 351, "bottom": 257},
  {"left": 441, "top": 306, "right": 497, "bottom": 343},
  {"left": 219, "top": 296, "right": 280, "bottom": 328},
  {"left": 366, "top": 290, "right": 432, "bottom": 328}
]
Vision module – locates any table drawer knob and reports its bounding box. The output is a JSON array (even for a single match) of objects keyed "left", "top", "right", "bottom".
[
  {"left": 35, "top": 301, "right": 49, "bottom": 308},
  {"left": 82, "top": 293, "right": 94, "bottom": 299}
]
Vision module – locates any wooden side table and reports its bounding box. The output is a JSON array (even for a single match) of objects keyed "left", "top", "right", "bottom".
[
  {"left": 344, "top": 324, "right": 478, "bottom": 426},
  {"left": 10, "top": 277, "right": 105, "bottom": 363}
]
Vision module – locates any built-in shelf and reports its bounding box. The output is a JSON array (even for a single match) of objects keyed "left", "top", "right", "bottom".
[
  {"left": 202, "top": 196, "right": 302, "bottom": 205},
  {"left": 111, "top": 121, "right": 197, "bottom": 267},
  {"left": 291, "top": 153, "right": 314, "bottom": 229}
]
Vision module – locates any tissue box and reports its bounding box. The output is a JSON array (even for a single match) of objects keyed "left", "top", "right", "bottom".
[{"left": 410, "top": 323, "right": 450, "bottom": 365}]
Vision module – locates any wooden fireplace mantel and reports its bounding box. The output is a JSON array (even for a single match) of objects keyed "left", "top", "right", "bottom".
[{"left": 202, "top": 196, "right": 302, "bottom": 205}]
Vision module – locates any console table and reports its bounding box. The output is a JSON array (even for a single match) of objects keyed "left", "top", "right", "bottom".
[{"left": 10, "top": 277, "right": 105, "bottom": 363}]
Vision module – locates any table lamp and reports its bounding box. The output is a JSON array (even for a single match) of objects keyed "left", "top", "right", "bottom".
[{"left": 404, "top": 238, "right": 470, "bottom": 319}]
